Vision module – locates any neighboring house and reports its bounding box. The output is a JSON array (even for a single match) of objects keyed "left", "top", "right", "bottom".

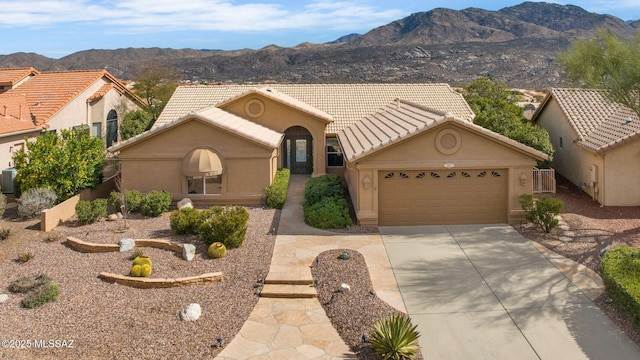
[
  {"left": 110, "top": 84, "right": 547, "bottom": 226},
  {"left": 0, "top": 67, "right": 146, "bottom": 169},
  {"left": 533, "top": 88, "right": 640, "bottom": 206}
]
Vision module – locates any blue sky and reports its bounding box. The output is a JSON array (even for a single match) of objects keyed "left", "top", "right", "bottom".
[{"left": 1, "top": 0, "right": 638, "bottom": 58}]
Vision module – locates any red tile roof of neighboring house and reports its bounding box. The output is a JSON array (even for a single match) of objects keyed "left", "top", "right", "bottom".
[
  {"left": 0, "top": 93, "right": 40, "bottom": 135},
  {"left": 535, "top": 88, "right": 640, "bottom": 153},
  {"left": 0, "top": 67, "right": 39, "bottom": 87},
  {"left": 89, "top": 83, "right": 114, "bottom": 102},
  {"left": 0, "top": 69, "right": 146, "bottom": 127}
]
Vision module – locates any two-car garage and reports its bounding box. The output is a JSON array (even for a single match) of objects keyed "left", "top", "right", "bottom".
[
  {"left": 337, "top": 100, "right": 548, "bottom": 227},
  {"left": 377, "top": 169, "right": 508, "bottom": 226}
]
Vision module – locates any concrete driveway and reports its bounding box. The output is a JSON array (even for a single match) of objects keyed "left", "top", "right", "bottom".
[{"left": 380, "top": 224, "right": 640, "bottom": 360}]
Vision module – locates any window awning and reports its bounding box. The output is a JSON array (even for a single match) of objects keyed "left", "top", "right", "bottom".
[{"left": 183, "top": 148, "right": 223, "bottom": 177}]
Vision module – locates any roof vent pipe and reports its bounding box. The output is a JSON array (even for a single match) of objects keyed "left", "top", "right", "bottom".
[{"left": 2, "top": 105, "right": 6, "bottom": 117}]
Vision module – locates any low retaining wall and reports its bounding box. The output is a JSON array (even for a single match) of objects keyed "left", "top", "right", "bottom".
[
  {"left": 66, "top": 237, "right": 184, "bottom": 254},
  {"left": 39, "top": 179, "right": 116, "bottom": 232},
  {"left": 98, "top": 272, "right": 223, "bottom": 289}
]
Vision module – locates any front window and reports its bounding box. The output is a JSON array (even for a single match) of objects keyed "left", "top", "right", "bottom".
[
  {"left": 187, "top": 175, "right": 222, "bottom": 195},
  {"left": 92, "top": 122, "right": 102, "bottom": 138},
  {"left": 326, "top": 138, "right": 344, "bottom": 167}
]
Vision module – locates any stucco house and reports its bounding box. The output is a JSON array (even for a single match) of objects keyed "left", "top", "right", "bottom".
[
  {"left": 0, "top": 67, "right": 145, "bottom": 169},
  {"left": 109, "top": 84, "right": 547, "bottom": 226},
  {"left": 533, "top": 88, "right": 640, "bottom": 206}
]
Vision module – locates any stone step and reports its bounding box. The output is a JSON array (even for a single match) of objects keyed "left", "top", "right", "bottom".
[
  {"left": 264, "top": 277, "right": 313, "bottom": 285},
  {"left": 264, "top": 270, "right": 313, "bottom": 285},
  {"left": 260, "top": 284, "right": 317, "bottom": 298}
]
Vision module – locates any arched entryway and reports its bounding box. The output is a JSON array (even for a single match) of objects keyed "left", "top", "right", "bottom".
[
  {"left": 282, "top": 126, "right": 313, "bottom": 174},
  {"left": 106, "top": 110, "right": 118, "bottom": 147}
]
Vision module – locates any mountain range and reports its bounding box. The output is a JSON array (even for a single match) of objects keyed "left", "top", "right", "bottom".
[{"left": 0, "top": 2, "right": 638, "bottom": 88}]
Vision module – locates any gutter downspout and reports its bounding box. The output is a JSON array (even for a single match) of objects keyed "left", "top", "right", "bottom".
[{"left": 86, "top": 98, "right": 91, "bottom": 133}]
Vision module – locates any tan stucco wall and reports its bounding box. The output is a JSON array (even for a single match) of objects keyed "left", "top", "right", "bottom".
[
  {"left": 602, "top": 141, "right": 640, "bottom": 206},
  {"left": 539, "top": 97, "right": 640, "bottom": 205},
  {"left": 343, "top": 123, "right": 538, "bottom": 225},
  {"left": 117, "top": 119, "right": 278, "bottom": 205},
  {"left": 220, "top": 95, "right": 328, "bottom": 177}
]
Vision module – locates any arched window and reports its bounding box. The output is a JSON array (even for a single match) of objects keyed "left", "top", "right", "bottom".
[
  {"left": 183, "top": 148, "right": 223, "bottom": 195},
  {"left": 106, "top": 110, "right": 118, "bottom": 147}
]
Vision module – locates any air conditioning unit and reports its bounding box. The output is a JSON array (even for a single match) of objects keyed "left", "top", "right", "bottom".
[{"left": 2, "top": 167, "right": 16, "bottom": 194}]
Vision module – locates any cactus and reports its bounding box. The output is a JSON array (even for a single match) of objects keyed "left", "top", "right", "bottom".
[
  {"left": 139, "top": 264, "right": 152, "bottom": 277},
  {"left": 208, "top": 242, "right": 227, "bottom": 259},
  {"left": 132, "top": 255, "right": 152, "bottom": 267},
  {"left": 130, "top": 264, "right": 142, "bottom": 277}
]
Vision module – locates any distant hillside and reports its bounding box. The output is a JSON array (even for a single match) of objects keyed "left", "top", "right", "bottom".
[{"left": 0, "top": 2, "right": 638, "bottom": 88}]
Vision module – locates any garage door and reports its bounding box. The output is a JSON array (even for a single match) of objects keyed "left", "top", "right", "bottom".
[{"left": 378, "top": 169, "right": 508, "bottom": 226}]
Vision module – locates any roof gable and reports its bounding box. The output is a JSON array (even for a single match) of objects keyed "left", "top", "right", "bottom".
[
  {"left": 0, "top": 67, "right": 39, "bottom": 87},
  {"left": 109, "top": 106, "right": 283, "bottom": 152},
  {"left": 216, "top": 87, "right": 334, "bottom": 123},
  {"left": 155, "top": 83, "right": 475, "bottom": 134},
  {"left": 535, "top": 88, "right": 640, "bottom": 153},
  {"left": 338, "top": 100, "right": 547, "bottom": 162}
]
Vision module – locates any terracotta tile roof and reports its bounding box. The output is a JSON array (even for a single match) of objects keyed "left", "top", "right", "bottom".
[
  {"left": 544, "top": 88, "right": 640, "bottom": 153},
  {"left": 0, "top": 69, "right": 146, "bottom": 128},
  {"left": 338, "top": 100, "right": 547, "bottom": 162},
  {"left": 155, "top": 84, "right": 475, "bottom": 134},
  {"left": 0, "top": 93, "right": 40, "bottom": 135},
  {"left": 109, "top": 106, "right": 283, "bottom": 152},
  {"left": 0, "top": 67, "right": 39, "bottom": 87},
  {"left": 89, "top": 83, "right": 114, "bottom": 102}
]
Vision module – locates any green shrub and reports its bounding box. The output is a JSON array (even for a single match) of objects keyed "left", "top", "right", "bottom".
[
  {"left": 303, "top": 196, "right": 352, "bottom": 229},
  {"left": 198, "top": 206, "right": 249, "bottom": 248},
  {"left": 12, "top": 129, "right": 105, "bottom": 202},
  {"left": 264, "top": 168, "right": 290, "bottom": 209},
  {"left": 303, "top": 174, "right": 344, "bottom": 207},
  {"left": 17, "top": 187, "right": 57, "bottom": 219},
  {"left": 140, "top": 190, "right": 172, "bottom": 217},
  {"left": 369, "top": 313, "right": 421, "bottom": 360},
  {"left": 18, "top": 252, "right": 34, "bottom": 263},
  {"left": 20, "top": 283, "right": 59, "bottom": 309},
  {"left": 170, "top": 207, "right": 204, "bottom": 235},
  {"left": 519, "top": 194, "right": 564, "bottom": 233},
  {"left": 75, "top": 198, "right": 107, "bottom": 224},
  {"left": 0, "top": 226, "right": 10, "bottom": 240},
  {"left": 109, "top": 189, "right": 143, "bottom": 214},
  {"left": 600, "top": 246, "right": 640, "bottom": 331}
]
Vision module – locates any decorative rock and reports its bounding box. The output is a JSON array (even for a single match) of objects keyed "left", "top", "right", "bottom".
[
  {"left": 107, "top": 214, "right": 118, "bottom": 221},
  {"left": 0, "top": 294, "right": 8, "bottom": 303},
  {"left": 177, "top": 198, "right": 193, "bottom": 210},
  {"left": 340, "top": 283, "right": 351, "bottom": 292},
  {"left": 182, "top": 244, "right": 196, "bottom": 261},
  {"left": 180, "top": 303, "right": 201, "bottom": 321},
  {"left": 119, "top": 238, "right": 136, "bottom": 252}
]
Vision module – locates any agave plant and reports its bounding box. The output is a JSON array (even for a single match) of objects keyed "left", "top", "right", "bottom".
[{"left": 369, "top": 313, "right": 421, "bottom": 360}]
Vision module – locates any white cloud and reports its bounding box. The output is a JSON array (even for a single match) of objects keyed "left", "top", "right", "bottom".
[{"left": 0, "top": 0, "right": 404, "bottom": 32}]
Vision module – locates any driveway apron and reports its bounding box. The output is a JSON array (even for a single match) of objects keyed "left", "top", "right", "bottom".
[{"left": 380, "top": 224, "right": 640, "bottom": 360}]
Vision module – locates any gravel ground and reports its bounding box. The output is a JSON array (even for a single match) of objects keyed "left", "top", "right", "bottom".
[
  {"left": 516, "top": 175, "right": 640, "bottom": 347},
  {"left": 0, "top": 207, "right": 278, "bottom": 360},
  {"left": 311, "top": 249, "right": 423, "bottom": 360}
]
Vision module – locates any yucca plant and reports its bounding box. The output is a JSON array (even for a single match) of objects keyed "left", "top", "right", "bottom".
[{"left": 369, "top": 313, "right": 421, "bottom": 360}]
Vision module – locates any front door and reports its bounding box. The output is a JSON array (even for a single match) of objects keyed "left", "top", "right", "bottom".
[{"left": 284, "top": 135, "right": 313, "bottom": 174}]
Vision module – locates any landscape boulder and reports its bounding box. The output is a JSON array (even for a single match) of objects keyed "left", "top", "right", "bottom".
[
  {"left": 180, "top": 303, "right": 201, "bottom": 321},
  {"left": 177, "top": 198, "right": 193, "bottom": 210},
  {"left": 182, "top": 244, "right": 196, "bottom": 261},
  {"left": 119, "top": 238, "right": 135, "bottom": 252}
]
